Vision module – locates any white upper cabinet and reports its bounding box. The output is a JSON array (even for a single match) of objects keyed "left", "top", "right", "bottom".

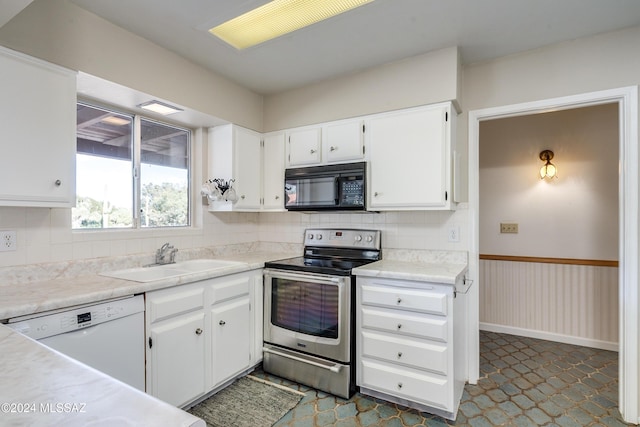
[
  {"left": 262, "top": 132, "right": 286, "bottom": 210},
  {"left": 366, "top": 102, "right": 456, "bottom": 210},
  {"left": 324, "top": 119, "right": 365, "bottom": 163},
  {"left": 0, "top": 47, "right": 76, "bottom": 207},
  {"left": 233, "top": 127, "right": 262, "bottom": 210},
  {"left": 286, "top": 127, "right": 322, "bottom": 166},
  {"left": 208, "top": 125, "right": 285, "bottom": 211},
  {"left": 209, "top": 124, "right": 262, "bottom": 211}
]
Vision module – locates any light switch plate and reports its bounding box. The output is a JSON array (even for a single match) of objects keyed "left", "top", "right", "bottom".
[{"left": 500, "top": 223, "right": 518, "bottom": 234}]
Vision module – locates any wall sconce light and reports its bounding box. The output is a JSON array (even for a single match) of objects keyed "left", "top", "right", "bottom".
[{"left": 539, "top": 150, "right": 557, "bottom": 179}]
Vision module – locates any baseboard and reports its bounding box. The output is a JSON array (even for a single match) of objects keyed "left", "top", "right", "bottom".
[{"left": 479, "top": 323, "right": 619, "bottom": 352}]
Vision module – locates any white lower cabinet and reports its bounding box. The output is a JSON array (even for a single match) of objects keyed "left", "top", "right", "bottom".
[
  {"left": 145, "top": 270, "right": 262, "bottom": 407},
  {"left": 356, "top": 276, "right": 466, "bottom": 420}
]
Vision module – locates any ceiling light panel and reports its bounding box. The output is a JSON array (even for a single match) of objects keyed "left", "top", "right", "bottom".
[
  {"left": 209, "top": 0, "right": 374, "bottom": 50},
  {"left": 137, "top": 100, "right": 183, "bottom": 115}
]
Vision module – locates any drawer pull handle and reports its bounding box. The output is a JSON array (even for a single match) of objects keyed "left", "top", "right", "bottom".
[
  {"left": 219, "top": 320, "right": 226, "bottom": 326},
  {"left": 397, "top": 298, "right": 402, "bottom": 304},
  {"left": 195, "top": 328, "right": 203, "bottom": 335},
  {"left": 55, "top": 179, "right": 62, "bottom": 186},
  {"left": 397, "top": 352, "right": 403, "bottom": 358},
  {"left": 310, "top": 149, "right": 317, "bottom": 154},
  {"left": 397, "top": 324, "right": 402, "bottom": 330},
  {"left": 397, "top": 382, "right": 403, "bottom": 389}
]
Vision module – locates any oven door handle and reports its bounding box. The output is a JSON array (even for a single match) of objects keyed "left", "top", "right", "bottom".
[
  {"left": 265, "top": 270, "right": 344, "bottom": 284},
  {"left": 262, "top": 347, "right": 343, "bottom": 373}
]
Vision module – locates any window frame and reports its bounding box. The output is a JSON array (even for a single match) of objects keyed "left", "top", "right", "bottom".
[{"left": 74, "top": 100, "right": 193, "bottom": 231}]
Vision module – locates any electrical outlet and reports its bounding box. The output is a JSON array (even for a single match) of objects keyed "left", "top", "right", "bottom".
[
  {"left": 0, "top": 230, "right": 17, "bottom": 252},
  {"left": 500, "top": 223, "right": 519, "bottom": 234},
  {"left": 448, "top": 226, "right": 460, "bottom": 242}
]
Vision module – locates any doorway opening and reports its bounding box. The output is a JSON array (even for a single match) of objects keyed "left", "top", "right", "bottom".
[{"left": 468, "top": 86, "right": 638, "bottom": 423}]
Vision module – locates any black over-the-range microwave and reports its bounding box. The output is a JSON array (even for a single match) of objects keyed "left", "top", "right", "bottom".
[{"left": 284, "top": 162, "right": 366, "bottom": 211}]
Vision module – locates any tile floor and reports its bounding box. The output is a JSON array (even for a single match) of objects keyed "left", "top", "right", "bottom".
[{"left": 253, "top": 331, "right": 631, "bottom": 426}]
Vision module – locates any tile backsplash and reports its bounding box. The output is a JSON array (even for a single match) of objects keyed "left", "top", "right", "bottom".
[{"left": 0, "top": 204, "right": 468, "bottom": 268}]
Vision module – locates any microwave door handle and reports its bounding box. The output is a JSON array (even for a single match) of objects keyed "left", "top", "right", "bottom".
[{"left": 334, "top": 177, "right": 340, "bottom": 205}]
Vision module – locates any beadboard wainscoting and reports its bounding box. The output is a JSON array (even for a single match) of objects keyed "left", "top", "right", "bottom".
[{"left": 479, "top": 257, "right": 619, "bottom": 351}]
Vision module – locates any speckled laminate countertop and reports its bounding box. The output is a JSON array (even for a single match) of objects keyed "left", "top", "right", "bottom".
[
  {"left": 352, "top": 259, "right": 470, "bottom": 292},
  {"left": 0, "top": 250, "right": 296, "bottom": 427}
]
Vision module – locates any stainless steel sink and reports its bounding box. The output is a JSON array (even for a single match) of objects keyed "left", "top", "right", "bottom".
[{"left": 100, "top": 259, "right": 244, "bottom": 282}]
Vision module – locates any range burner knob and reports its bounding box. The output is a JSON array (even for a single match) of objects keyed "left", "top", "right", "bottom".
[
  {"left": 316, "top": 234, "right": 323, "bottom": 240},
  {"left": 366, "top": 235, "right": 374, "bottom": 242},
  {"left": 354, "top": 235, "right": 362, "bottom": 242},
  {"left": 307, "top": 234, "right": 314, "bottom": 240}
]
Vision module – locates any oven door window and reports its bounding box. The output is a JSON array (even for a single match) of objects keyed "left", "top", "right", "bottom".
[
  {"left": 271, "top": 278, "right": 339, "bottom": 339},
  {"left": 285, "top": 176, "right": 337, "bottom": 208}
]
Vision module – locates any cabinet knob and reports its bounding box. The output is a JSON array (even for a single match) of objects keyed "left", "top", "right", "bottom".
[
  {"left": 55, "top": 179, "right": 62, "bottom": 186},
  {"left": 275, "top": 195, "right": 280, "bottom": 200},
  {"left": 310, "top": 149, "right": 317, "bottom": 154},
  {"left": 397, "top": 383, "right": 403, "bottom": 389},
  {"left": 397, "top": 352, "right": 403, "bottom": 358},
  {"left": 241, "top": 195, "right": 245, "bottom": 199},
  {"left": 219, "top": 320, "right": 226, "bottom": 326},
  {"left": 374, "top": 192, "right": 380, "bottom": 197},
  {"left": 330, "top": 146, "right": 337, "bottom": 152},
  {"left": 397, "top": 298, "right": 402, "bottom": 304},
  {"left": 397, "top": 324, "right": 402, "bottom": 330},
  {"left": 195, "top": 328, "right": 203, "bottom": 335}
]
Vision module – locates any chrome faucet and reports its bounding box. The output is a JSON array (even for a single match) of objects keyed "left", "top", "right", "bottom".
[{"left": 155, "top": 242, "right": 177, "bottom": 265}]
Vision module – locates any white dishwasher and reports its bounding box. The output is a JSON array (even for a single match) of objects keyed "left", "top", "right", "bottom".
[{"left": 7, "top": 295, "right": 145, "bottom": 391}]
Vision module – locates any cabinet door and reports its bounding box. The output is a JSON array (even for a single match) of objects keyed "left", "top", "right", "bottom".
[
  {"left": 0, "top": 47, "right": 76, "bottom": 207},
  {"left": 287, "top": 127, "right": 322, "bottom": 166},
  {"left": 324, "top": 120, "right": 364, "bottom": 163},
  {"left": 367, "top": 104, "right": 450, "bottom": 210},
  {"left": 211, "top": 296, "right": 251, "bottom": 386},
  {"left": 147, "top": 312, "right": 206, "bottom": 407},
  {"left": 263, "top": 132, "right": 285, "bottom": 210},
  {"left": 233, "top": 127, "right": 262, "bottom": 209}
]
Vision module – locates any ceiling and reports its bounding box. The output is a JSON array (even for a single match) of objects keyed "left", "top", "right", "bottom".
[{"left": 68, "top": 0, "right": 640, "bottom": 96}]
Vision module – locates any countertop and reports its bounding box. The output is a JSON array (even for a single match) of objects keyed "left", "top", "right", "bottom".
[
  {"left": 0, "top": 324, "right": 205, "bottom": 427},
  {"left": 0, "top": 249, "right": 468, "bottom": 426},
  {"left": 352, "top": 259, "right": 470, "bottom": 292},
  {"left": 0, "top": 250, "right": 296, "bottom": 427},
  {"left": 0, "top": 251, "right": 296, "bottom": 320}
]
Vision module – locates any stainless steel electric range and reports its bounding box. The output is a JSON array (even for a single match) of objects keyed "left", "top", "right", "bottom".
[{"left": 263, "top": 228, "right": 381, "bottom": 398}]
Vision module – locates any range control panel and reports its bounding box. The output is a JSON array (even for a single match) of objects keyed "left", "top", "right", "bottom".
[{"left": 303, "top": 228, "right": 381, "bottom": 250}]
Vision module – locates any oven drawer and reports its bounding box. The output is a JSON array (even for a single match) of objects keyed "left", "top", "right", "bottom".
[
  {"left": 361, "top": 307, "right": 448, "bottom": 342},
  {"left": 361, "top": 331, "right": 448, "bottom": 375},
  {"left": 360, "top": 283, "right": 448, "bottom": 315},
  {"left": 360, "top": 359, "right": 451, "bottom": 410}
]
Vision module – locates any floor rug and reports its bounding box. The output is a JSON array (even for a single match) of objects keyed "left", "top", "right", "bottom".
[{"left": 187, "top": 375, "right": 304, "bottom": 427}]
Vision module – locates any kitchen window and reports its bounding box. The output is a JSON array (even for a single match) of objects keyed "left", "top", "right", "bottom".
[{"left": 73, "top": 102, "right": 191, "bottom": 229}]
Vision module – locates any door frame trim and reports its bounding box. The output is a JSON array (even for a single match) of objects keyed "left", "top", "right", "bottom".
[{"left": 467, "top": 86, "right": 638, "bottom": 423}]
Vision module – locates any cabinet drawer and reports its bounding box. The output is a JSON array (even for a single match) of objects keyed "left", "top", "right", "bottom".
[
  {"left": 360, "top": 359, "right": 451, "bottom": 410},
  {"left": 147, "top": 286, "right": 205, "bottom": 323},
  {"left": 361, "top": 284, "right": 447, "bottom": 315},
  {"left": 210, "top": 276, "right": 250, "bottom": 304},
  {"left": 361, "top": 307, "right": 448, "bottom": 342},
  {"left": 361, "top": 331, "right": 448, "bottom": 375}
]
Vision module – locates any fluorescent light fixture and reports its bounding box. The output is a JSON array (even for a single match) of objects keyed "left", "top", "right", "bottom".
[
  {"left": 101, "top": 116, "right": 130, "bottom": 126},
  {"left": 137, "top": 100, "right": 183, "bottom": 115},
  {"left": 209, "top": 0, "right": 374, "bottom": 50}
]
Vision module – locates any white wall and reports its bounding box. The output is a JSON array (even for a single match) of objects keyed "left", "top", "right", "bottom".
[
  {"left": 479, "top": 103, "right": 619, "bottom": 260},
  {"left": 0, "top": 0, "right": 263, "bottom": 130},
  {"left": 263, "top": 46, "right": 460, "bottom": 131}
]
